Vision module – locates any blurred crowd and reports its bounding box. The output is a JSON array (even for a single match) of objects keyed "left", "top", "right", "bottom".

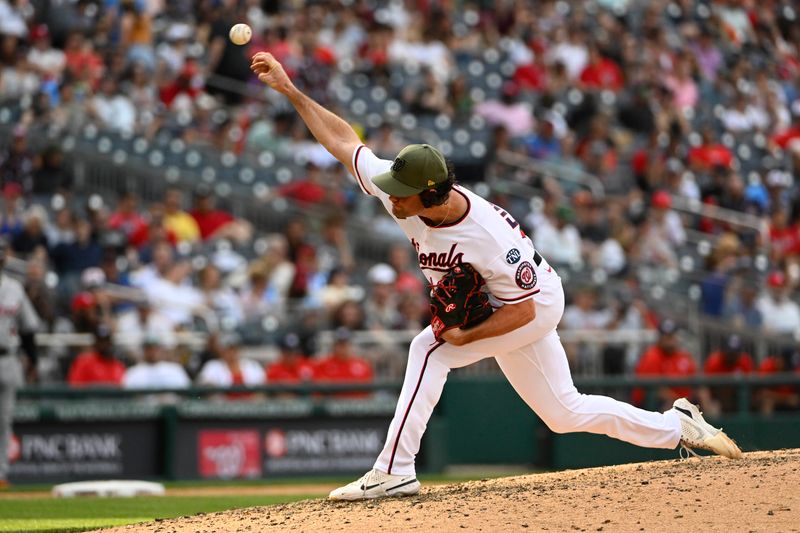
[
  {"left": 0, "top": 177, "right": 428, "bottom": 384},
  {"left": 1, "top": 0, "right": 800, "bottom": 410},
  {"left": 68, "top": 323, "right": 375, "bottom": 402}
]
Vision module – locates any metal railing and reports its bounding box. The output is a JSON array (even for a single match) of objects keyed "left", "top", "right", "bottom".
[
  {"left": 33, "top": 327, "right": 658, "bottom": 351},
  {"left": 493, "top": 149, "right": 606, "bottom": 199},
  {"left": 670, "top": 195, "right": 768, "bottom": 236},
  {"left": 33, "top": 331, "right": 209, "bottom": 350},
  {"left": 16, "top": 373, "right": 800, "bottom": 415}
]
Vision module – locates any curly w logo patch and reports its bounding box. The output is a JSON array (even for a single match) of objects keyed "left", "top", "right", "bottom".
[{"left": 391, "top": 158, "right": 407, "bottom": 172}]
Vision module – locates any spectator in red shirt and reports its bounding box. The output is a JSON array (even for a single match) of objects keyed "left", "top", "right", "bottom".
[
  {"left": 770, "top": 119, "right": 800, "bottom": 150},
  {"left": 63, "top": 32, "right": 104, "bottom": 87},
  {"left": 189, "top": 186, "right": 232, "bottom": 240},
  {"left": 67, "top": 325, "right": 126, "bottom": 386},
  {"left": 189, "top": 185, "right": 252, "bottom": 244},
  {"left": 700, "top": 334, "right": 754, "bottom": 415},
  {"left": 767, "top": 208, "right": 800, "bottom": 259},
  {"left": 159, "top": 61, "right": 201, "bottom": 108},
  {"left": 633, "top": 319, "right": 697, "bottom": 409},
  {"left": 266, "top": 333, "right": 315, "bottom": 387},
  {"left": 314, "top": 328, "right": 373, "bottom": 397},
  {"left": 688, "top": 127, "right": 733, "bottom": 171},
  {"left": 579, "top": 45, "right": 624, "bottom": 92},
  {"left": 70, "top": 291, "right": 100, "bottom": 334},
  {"left": 757, "top": 346, "right": 800, "bottom": 414},
  {"left": 108, "top": 192, "right": 148, "bottom": 244},
  {"left": 388, "top": 243, "right": 424, "bottom": 295},
  {"left": 513, "top": 52, "right": 548, "bottom": 92},
  {"left": 279, "top": 163, "right": 325, "bottom": 204},
  {"left": 128, "top": 203, "right": 178, "bottom": 250},
  {"left": 704, "top": 335, "right": 754, "bottom": 374}
]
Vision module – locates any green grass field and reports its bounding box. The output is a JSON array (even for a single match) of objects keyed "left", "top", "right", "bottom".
[
  {"left": 0, "top": 470, "right": 529, "bottom": 532},
  {"left": 0, "top": 494, "right": 317, "bottom": 533}
]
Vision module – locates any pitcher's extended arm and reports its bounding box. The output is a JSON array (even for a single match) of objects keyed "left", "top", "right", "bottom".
[{"left": 251, "top": 52, "right": 361, "bottom": 175}]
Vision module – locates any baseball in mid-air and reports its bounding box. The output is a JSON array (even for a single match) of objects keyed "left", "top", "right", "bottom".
[{"left": 229, "top": 23, "right": 252, "bottom": 45}]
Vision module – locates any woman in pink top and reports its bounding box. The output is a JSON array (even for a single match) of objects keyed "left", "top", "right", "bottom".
[{"left": 664, "top": 57, "right": 699, "bottom": 112}]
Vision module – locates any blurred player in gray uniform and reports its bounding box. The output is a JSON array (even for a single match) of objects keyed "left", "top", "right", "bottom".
[{"left": 0, "top": 238, "right": 41, "bottom": 488}]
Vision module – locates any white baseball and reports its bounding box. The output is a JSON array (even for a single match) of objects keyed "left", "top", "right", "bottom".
[{"left": 229, "top": 23, "right": 252, "bottom": 45}]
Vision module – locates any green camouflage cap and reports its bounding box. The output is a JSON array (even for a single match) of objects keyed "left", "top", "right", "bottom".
[{"left": 372, "top": 144, "right": 448, "bottom": 197}]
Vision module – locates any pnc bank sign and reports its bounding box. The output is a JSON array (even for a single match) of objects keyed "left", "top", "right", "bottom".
[{"left": 10, "top": 433, "right": 123, "bottom": 462}]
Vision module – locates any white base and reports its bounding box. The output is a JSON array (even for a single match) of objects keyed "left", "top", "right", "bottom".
[{"left": 51, "top": 480, "right": 166, "bottom": 498}]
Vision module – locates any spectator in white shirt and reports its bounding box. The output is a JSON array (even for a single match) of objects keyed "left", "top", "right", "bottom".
[
  {"left": 115, "top": 300, "right": 177, "bottom": 351},
  {"left": 562, "top": 287, "right": 613, "bottom": 330},
  {"left": 636, "top": 192, "right": 684, "bottom": 269},
  {"left": 715, "top": 0, "right": 756, "bottom": 46},
  {"left": 143, "top": 261, "right": 204, "bottom": 329},
  {"left": 561, "top": 287, "right": 613, "bottom": 371},
  {"left": 0, "top": 57, "right": 40, "bottom": 99},
  {"left": 363, "top": 263, "right": 400, "bottom": 330},
  {"left": 0, "top": 0, "right": 28, "bottom": 38},
  {"left": 721, "top": 92, "right": 770, "bottom": 133},
  {"left": 388, "top": 25, "right": 453, "bottom": 83},
  {"left": 131, "top": 241, "right": 174, "bottom": 292},
  {"left": 197, "top": 333, "right": 265, "bottom": 390},
  {"left": 532, "top": 205, "right": 583, "bottom": 267},
  {"left": 547, "top": 26, "right": 588, "bottom": 80},
  {"left": 757, "top": 271, "right": 800, "bottom": 336},
  {"left": 156, "top": 23, "right": 192, "bottom": 75},
  {"left": 649, "top": 191, "right": 686, "bottom": 246},
  {"left": 198, "top": 264, "right": 243, "bottom": 329},
  {"left": 26, "top": 25, "right": 65, "bottom": 81},
  {"left": 123, "top": 336, "right": 190, "bottom": 392},
  {"left": 89, "top": 77, "right": 136, "bottom": 134}
]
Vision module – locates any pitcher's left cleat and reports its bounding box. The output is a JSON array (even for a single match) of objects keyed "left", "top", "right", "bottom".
[
  {"left": 329, "top": 468, "right": 420, "bottom": 501},
  {"left": 672, "top": 398, "right": 743, "bottom": 459}
]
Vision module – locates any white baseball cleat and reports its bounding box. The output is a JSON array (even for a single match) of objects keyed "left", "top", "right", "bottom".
[
  {"left": 328, "top": 468, "right": 420, "bottom": 501},
  {"left": 672, "top": 398, "right": 742, "bottom": 459}
]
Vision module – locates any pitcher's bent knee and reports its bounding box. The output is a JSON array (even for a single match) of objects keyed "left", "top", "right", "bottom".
[
  {"left": 536, "top": 395, "right": 587, "bottom": 434},
  {"left": 540, "top": 415, "right": 579, "bottom": 434}
]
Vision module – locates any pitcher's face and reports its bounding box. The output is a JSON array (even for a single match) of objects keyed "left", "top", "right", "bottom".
[{"left": 389, "top": 194, "right": 424, "bottom": 219}]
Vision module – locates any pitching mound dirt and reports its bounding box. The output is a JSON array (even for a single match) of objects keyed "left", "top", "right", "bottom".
[{"left": 99, "top": 449, "right": 800, "bottom": 532}]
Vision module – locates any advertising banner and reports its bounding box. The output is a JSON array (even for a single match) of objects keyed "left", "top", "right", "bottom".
[
  {"left": 261, "top": 423, "right": 385, "bottom": 475},
  {"left": 8, "top": 422, "right": 160, "bottom": 483},
  {"left": 197, "top": 429, "right": 261, "bottom": 479},
  {"left": 173, "top": 418, "right": 394, "bottom": 479}
]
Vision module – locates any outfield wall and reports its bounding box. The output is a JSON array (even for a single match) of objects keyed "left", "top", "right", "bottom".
[
  {"left": 438, "top": 377, "right": 800, "bottom": 469},
  {"left": 10, "top": 375, "right": 800, "bottom": 483}
]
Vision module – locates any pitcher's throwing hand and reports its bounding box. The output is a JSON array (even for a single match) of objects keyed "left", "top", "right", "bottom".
[{"left": 250, "top": 52, "right": 292, "bottom": 94}]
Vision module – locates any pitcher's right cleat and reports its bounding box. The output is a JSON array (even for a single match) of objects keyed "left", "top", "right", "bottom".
[
  {"left": 672, "top": 398, "right": 742, "bottom": 459},
  {"left": 329, "top": 468, "right": 420, "bottom": 501}
]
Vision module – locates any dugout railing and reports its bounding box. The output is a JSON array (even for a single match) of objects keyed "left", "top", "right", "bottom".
[{"left": 17, "top": 373, "right": 800, "bottom": 414}]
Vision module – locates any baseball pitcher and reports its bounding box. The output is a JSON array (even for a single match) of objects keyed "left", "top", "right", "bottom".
[{"left": 251, "top": 52, "right": 741, "bottom": 501}]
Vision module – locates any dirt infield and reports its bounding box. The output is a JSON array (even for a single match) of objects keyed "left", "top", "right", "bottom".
[
  {"left": 0, "top": 485, "right": 336, "bottom": 500},
  {"left": 99, "top": 449, "right": 799, "bottom": 532}
]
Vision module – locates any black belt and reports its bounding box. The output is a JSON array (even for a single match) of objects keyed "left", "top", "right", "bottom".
[
  {"left": 534, "top": 250, "right": 542, "bottom": 266},
  {"left": 0, "top": 347, "right": 10, "bottom": 357}
]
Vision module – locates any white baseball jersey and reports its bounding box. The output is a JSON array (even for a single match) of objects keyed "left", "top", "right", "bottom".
[
  {"left": 352, "top": 145, "right": 544, "bottom": 307},
  {"left": 0, "top": 273, "right": 41, "bottom": 352}
]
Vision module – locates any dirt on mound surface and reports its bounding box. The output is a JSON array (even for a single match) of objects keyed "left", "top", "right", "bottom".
[{"left": 99, "top": 449, "right": 800, "bottom": 533}]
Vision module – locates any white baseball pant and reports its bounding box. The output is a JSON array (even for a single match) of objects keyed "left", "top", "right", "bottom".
[{"left": 374, "top": 266, "right": 682, "bottom": 476}]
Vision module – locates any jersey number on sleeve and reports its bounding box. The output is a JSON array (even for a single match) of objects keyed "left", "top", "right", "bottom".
[{"left": 492, "top": 204, "right": 526, "bottom": 237}]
